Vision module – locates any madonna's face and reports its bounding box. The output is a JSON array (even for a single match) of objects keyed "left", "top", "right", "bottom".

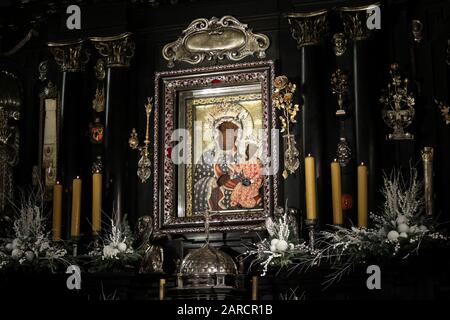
[{"left": 217, "top": 121, "right": 239, "bottom": 151}]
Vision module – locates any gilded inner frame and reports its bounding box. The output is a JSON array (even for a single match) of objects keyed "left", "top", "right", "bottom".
[{"left": 154, "top": 60, "right": 278, "bottom": 234}]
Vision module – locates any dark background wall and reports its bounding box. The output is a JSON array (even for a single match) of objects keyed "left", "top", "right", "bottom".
[{"left": 0, "top": 0, "right": 449, "bottom": 257}]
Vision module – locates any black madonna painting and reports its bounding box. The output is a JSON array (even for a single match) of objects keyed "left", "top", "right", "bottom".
[{"left": 154, "top": 61, "right": 279, "bottom": 234}]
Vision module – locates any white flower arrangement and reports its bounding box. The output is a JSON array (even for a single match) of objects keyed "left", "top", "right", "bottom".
[
  {"left": 88, "top": 214, "right": 140, "bottom": 272},
  {"left": 246, "top": 167, "right": 449, "bottom": 287},
  {"left": 246, "top": 204, "right": 314, "bottom": 276},
  {"left": 0, "top": 185, "right": 68, "bottom": 272}
]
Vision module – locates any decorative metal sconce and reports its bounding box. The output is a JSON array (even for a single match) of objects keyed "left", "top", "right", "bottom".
[
  {"left": 380, "top": 63, "right": 415, "bottom": 140},
  {"left": 332, "top": 33, "right": 347, "bottom": 56},
  {"left": 421, "top": 147, "right": 434, "bottom": 216},
  {"left": 129, "top": 97, "right": 153, "bottom": 183},
  {"left": 331, "top": 68, "right": 349, "bottom": 117},
  {"left": 435, "top": 99, "right": 450, "bottom": 124},
  {"left": 411, "top": 20, "right": 423, "bottom": 43}
]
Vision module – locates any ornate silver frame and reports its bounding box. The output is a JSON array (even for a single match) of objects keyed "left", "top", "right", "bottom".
[
  {"left": 162, "top": 16, "right": 270, "bottom": 68},
  {"left": 153, "top": 60, "right": 279, "bottom": 234}
]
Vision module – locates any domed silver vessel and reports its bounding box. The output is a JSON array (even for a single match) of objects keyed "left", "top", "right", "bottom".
[{"left": 177, "top": 244, "right": 239, "bottom": 289}]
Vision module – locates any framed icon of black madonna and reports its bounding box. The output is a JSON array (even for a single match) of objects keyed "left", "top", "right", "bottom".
[{"left": 153, "top": 61, "right": 280, "bottom": 234}]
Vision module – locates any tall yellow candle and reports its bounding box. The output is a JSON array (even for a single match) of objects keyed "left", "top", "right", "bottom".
[
  {"left": 357, "top": 163, "right": 368, "bottom": 228},
  {"left": 252, "top": 276, "right": 258, "bottom": 300},
  {"left": 159, "top": 278, "right": 166, "bottom": 300},
  {"left": 92, "top": 172, "right": 102, "bottom": 234},
  {"left": 304, "top": 154, "right": 317, "bottom": 220},
  {"left": 52, "top": 182, "right": 63, "bottom": 240},
  {"left": 71, "top": 176, "right": 82, "bottom": 237},
  {"left": 331, "top": 159, "right": 343, "bottom": 225}
]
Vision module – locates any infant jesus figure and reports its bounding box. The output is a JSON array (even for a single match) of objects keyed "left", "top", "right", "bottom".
[{"left": 230, "top": 142, "right": 264, "bottom": 209}]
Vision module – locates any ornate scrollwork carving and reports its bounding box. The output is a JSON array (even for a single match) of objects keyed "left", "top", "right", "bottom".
[
  {"left": 162, "top": 16, "right": 270, "bottom": 68},
  {"left": 90, "top": 33, "right": 135, "bottom": 68},
  {"left": 47, "top": 40, "right": 90, "bottom": 72},
  {"left": 338, "top": 3, "right": 380, "bottom": 41},
  {"left": 286, "top": 10, "right": 329, "bottom": 48}
]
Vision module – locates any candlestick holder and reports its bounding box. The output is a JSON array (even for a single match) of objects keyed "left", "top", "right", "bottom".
[
  {"left": 421, "top": 147, "right": 434, "bottom": 216},
  {"left": 70, "top": 236, "right": 81, "bottom": 257},
  {"left": 304, "top": 219, "right": 317, "bottom": 250},
  {"left": 129, "top": 97, "right": 153, "bottom": 183}
]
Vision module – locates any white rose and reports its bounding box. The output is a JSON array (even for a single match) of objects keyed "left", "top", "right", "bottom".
[
  {"left": 270, "top": 245, "right": 277, "bottom": 252},
  {"left": 12, "top": 238, "right": 22, "bottom": 249},
  {"left": 11, "top": 248, "right": 24, "bottom": 260},
  {"left": 270, "top": 239, "right": 279, "bottom": 247},
  {"left": 25, "top": 251, "right": 35, "bottom": 262},
  {"left": 399, "top": 232, "right": 408, "bottom": 238},
  {"left": 103, "top": 245, "right": 114, "bottom": 258},
  {"left": 397, "top": 223, "right": 410, "bottom": 233},
  {"left": 396, "top": 215, "right": 408, "bottom": 225},
  {"left": 409, "top": 225, "right": 419, "bottom": 233},
  {"left": 387, "top": 230, "right": 399, "bottom": 241},
  {"left": 276, "top": 240, "right": 288, "bottom": 252},
  {"left": 117, "top": 242, "right": 127, "bottom": 252}
]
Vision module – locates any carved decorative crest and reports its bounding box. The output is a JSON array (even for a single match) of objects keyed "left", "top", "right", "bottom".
[{"left": 162, "top": 16, "right": 270, "bottom": 68}]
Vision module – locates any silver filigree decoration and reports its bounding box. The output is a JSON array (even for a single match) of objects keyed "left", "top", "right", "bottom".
[
  {"left": 38, "top": 60, "right": 48, "bottom": 82},
  {"left": 162, "top": 16, "right": 270, "bottom": 68},
  {"left": 336, "top": 137, "right": 351, "bottom": 166},
  {"left": 332, "top": 33, "right": 347, "bottom": 56},
  {"left": 411, "top": 20, "right": 423, "bottom": 43},
  {"left": 380, "top": 63, "right": 415, "bottom": 140}
]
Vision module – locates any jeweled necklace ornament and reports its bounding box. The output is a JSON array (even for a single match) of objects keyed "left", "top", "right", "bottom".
[
  {"left": 129, "top": 97, "right": 153, "bottom": 183},
  {"left": 380, "top": 63, "right": 415, "bottom": 140}
]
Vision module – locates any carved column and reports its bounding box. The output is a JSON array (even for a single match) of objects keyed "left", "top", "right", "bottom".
[
  {"left": 48, "top": 39, "right": 89, "bottom": 238},
  {"left": 90, "top": 33, "right": 135, "bottom": 221},
  {"left": 286, "top": 10, "right": 329, "bottom": 226},
  {"left": 339, "top": 4, "right": 379, "bottom": 216}
]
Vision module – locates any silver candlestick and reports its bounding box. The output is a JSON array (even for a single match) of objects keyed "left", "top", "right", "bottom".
[{"left": 304, "top": 219, "right": 317, "bottom": 250}]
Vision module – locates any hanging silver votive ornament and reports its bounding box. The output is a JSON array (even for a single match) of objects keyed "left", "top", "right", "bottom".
[
  {"left": 411, "top": 20, "right": 423, "bottom": 43},
  {"left": 380, "top": 63, "right": 415, "bottom": 140},
  {"left": 283, "top": 134, "right": 300, "bottom": 179},
  {"left": 336, "top": 137, "right": 351, "bottom": 166},
  {"left": 332, "top": 33, "right": 347, "bottom": 56},
  {"left": 129, "top": 97, "right": 153, "bottom": 183}
]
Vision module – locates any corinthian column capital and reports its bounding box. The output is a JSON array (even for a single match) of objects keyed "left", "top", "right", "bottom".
[
  {"left": 89, "top": 32, "right": 135, "bottom": 68},
  {"left": 338, "top": 3, "right": 380, "bottom": 41},
  {"left": 285, "top": 9, "right": 329, "bottom": 48},
  {"left": 48, "top": 39, "right": 90, "bottom": 72}
]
